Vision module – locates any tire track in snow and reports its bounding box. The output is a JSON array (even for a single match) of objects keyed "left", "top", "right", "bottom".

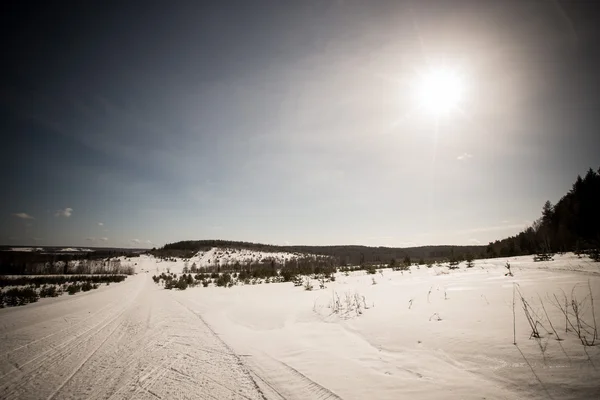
[
  {"left": 272, "top": 358, "right": 342, "bottom": 400},
  {"left": 0, "top": 275, "right": 146, "bottom": 373},
  {"left": 242, "top": 352, "right": 343, "bottom": 400},
  {"left": 0, "top": 303, "right": 131, "bottom": 399},
  {"left": 0, "top": 277, "right": 147, "bottom": 399},
  {"left": 46, "top": 310, "right": 130, "bottom": 400},
  {"left": 169, "top": 296, "right": 268, "bottom": 400},
  {"left": 0, "top": 300, "right": 129, "bottom": 383},
  {"left": 179, "top": 296, "right": 343, "bottom": 400},
  {"left": 0, "top": 297, "right": 121, "bottom": 358},
  {"left": 2, "top": 276, "right": 268, "bottom": 400}
]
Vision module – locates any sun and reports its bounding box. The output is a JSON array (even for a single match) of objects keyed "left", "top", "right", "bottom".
[{"left": 414, "top": 67, "right": 466, "bottom": 116}]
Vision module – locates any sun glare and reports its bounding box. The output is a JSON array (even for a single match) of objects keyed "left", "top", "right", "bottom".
[{"left": 414, "top": 67, "right": 466, "bottom": 116}]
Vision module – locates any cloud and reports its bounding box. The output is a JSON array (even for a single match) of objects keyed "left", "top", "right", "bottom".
[
  {"left": 13, "top": 213, "right": 34, "bottom": 220},
  {"left": 55, "top": 207, "right": 73, "bottom": 217},
  {"left": 100, "top": 237, "right": 109, "bottom": 242},
  {"left": 98, "top": 222, "right": 104, "bottom": 226},
  {"left": 457, "top": 153, "right": 473, "bottom": 161},
  {"left": 145, "top": 240, "right": 153, "bottom": 244},
  {"left": 30, "top": 237, "right": 42, "bottom": 241},
  {"left": 468, "top": 238, "right": 481, "bottom": 244},
  {"left": 131, "top": 239, "right": 141, "bottom": 244},
  {"left": 85, "top": 237, "right": 96, "bottom": 242}
]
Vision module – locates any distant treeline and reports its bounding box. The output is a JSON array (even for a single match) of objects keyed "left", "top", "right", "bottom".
[
  {"left": 0, "top": 274, "right": 127, "bottom": 288},
  {"left": 0, "top": 250, "right": 137, "bottom": 275},
  {"left": 486, "top": 167, "right": 600, "bottom": 258},
  {"left": 154, "top": 240, "right": 485, "bottom": 265}
]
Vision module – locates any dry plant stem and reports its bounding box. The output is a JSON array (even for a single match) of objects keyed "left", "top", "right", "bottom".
[
  {"left": 513, "top": 283, "right": 517, "bottom": 345},
  {"left": 540, "top": 293, "right": 573, "bottom": 362},
  {"left": 589, "top": 280, "right": 598, "bottom": 341},
  {"left": 562, "top": 289, "right": 569, "bottom": 333},
  {"left": 538, "top": 294, "right": 562, "bottom": 340},
  {"left": 550, "top": 284, "right": 597, "bottom": 346},
  {"left": 516, "top": 286, "right": 540, "bottom": 339}
]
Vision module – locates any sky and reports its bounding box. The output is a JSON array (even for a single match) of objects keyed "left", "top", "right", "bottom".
[{"left": 1, "top": 0, "right": 599, "bottom": 249}]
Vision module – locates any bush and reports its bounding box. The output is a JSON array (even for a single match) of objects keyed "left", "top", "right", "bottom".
[
  {"left": 67, "top": 284, "right": 81, "bottom": 295},
  {"left": 175, "top": 278, "right": 188, "bottom": 290},
  {"left": 0, "top": 275, "right": 127, "bottom": 288},
  {"left": 2, "top": 287, "right": 39, "bottom": 306},
  {"left": 533, "top": 253, "right": 554, "bottom": 262},
  {"left": 216, "top": 273, "right": 232, "bottom": 287},
  {"left": 39, "top": 285, "right": 59, "bottom": 298},
  {"left": 81, "top": 281, "right": 93, "bottom": 292},
  {"left": 292, "top": 275, "right": 304, "bottom": 286},
  {"left": 280, "top": 269, "right": 294, "bottom": 282},
  {"left": 304, "top": 278, "right": 313, "bottom": 291}
]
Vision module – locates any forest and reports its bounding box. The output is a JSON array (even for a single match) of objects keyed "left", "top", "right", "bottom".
[{"left": 486, "top": 167, "right": 600, "bottom": 259}]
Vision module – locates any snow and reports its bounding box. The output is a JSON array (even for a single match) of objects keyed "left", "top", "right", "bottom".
[
  {"left": 7, "top": 247, "right": 44, "bottom": 252},
  {"left": 59, "top": 248, "right": 94, "bottom": 252},
  {"left": 6, "top": 247, "right": 95, "bottom": 253},
  {"left": 188, "top": 247, "right": 312, "bottom": 267},
  {"left": 1, "top": 252, "right": 599, "bottom": 399},
  {"left": 137, "top": 247, "right": 316, "bottom": 274}
]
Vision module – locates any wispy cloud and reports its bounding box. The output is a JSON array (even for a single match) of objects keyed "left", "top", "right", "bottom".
[
  {"left": 85, "top": 237, "right": 96, "bottom": 242},
  {"left": 98, "top": 222, "right": 104, "bottom": 226},
  {"left": 100, "top": 237, "right": 109, "bottom": 242},
  {"left": 55, "top": 207, "right": 73, "bottom": 218},
  {"left": 131, "top": 239, "right": 141, "bottom": 244},
  {"left": 457, "top": 153, "right": 473, "bottom": 161},
  {"left": 468, "top": 238, "right": 481, "bottom": 244},
  {"left": 13, "top": 212, "right": 34, "bottom": 220},
  {"left": 145, "top": 240, "right": 153, "bottom": 244}
]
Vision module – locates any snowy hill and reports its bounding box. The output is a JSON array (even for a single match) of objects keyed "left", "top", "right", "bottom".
[
  {"left": 189, "top": 247, "right": 313, "bottom": 267},
  {"left": 133, "top": 247, "right": 320, "bottom": 274}
]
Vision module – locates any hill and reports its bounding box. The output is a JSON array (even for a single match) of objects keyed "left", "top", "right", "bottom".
[{"left": 153, "top": 240, "right": 486, "bottom": 265}]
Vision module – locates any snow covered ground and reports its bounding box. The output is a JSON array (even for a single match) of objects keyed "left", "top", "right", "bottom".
[
  {"left": 7, "top": 247, "right": 45, "bottom": 252},
  {"left": 1, "top": 253, "right": 599, "bottom": 399}
]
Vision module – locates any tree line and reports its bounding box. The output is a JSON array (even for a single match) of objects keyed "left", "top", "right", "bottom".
[
  {"left": 155, "top": 240, "right": 486, "bottom": 265},
  {"left": 486, "top": 167, "right": 600, "bottom": 258}
]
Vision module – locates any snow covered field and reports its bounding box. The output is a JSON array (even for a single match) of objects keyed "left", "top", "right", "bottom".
[{"left": 1, "top": 253, "right": 599, "bottom": 399}]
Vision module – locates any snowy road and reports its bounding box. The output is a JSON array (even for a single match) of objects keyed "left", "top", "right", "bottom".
[{"left": 0, "top": 275, "right": 265, "bottom": 400}]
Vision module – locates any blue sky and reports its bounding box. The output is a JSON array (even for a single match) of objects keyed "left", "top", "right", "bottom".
[{"left": 1, "top": 1, "right": 599, "bottom": 248}]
